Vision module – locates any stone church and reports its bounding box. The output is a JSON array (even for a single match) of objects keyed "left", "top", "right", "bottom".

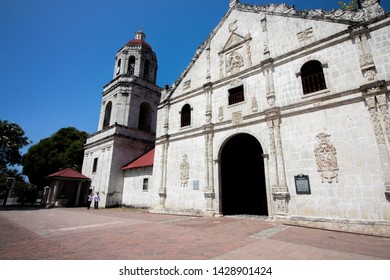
[{"left": 82, "top": 0, "right": 390, "bottom": 236}]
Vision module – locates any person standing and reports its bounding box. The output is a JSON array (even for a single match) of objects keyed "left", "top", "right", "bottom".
[
  {"left": 94, "top": 192, "right": 100, "bottom": 209},
  {"left": 87, "top": 193, "right": 92, "bottom": 210}
]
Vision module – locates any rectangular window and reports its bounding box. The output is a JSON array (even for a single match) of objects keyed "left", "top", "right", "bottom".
[
  {"left": 142, "top": 178, "right": 149, "bottom": 191},
  {"left": 92, "top": 158, "right": 98, "bottom": 173},
  {"left": 228, "top": 85, "right": 244, "bottom": 105}
]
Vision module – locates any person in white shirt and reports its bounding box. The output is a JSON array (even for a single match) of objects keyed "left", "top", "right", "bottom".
[
  {"left": 87, "top": 193, "right": 92, "bottom": 210},
  {"left": 94, "top": 192, "right": 100, "bottom": 209}
]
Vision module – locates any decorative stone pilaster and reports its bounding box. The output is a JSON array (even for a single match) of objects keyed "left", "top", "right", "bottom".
[
  {"left": 158, "top": 136, "right": 169, "bottom": 210},
  {"left": 265, "top": 107, "right": 290, "bottom": 216},
  {"left": 158, "top": 100, "right": 170, "bottom": 210},
  {"left": 203, "top": 83, "right": 215, "bottom": 214},
  {"left": 262, "top": 59, "right": 275, "bottom": 108},
  {"left": 349, "top": 25, "right": 377, "bottom": 82},
  {"left": 204, "top": 83, "right": 213, "bottom": 124},
  {"left": 260, "top": 14, "right": 270, "bottom": 59},
  {"left": 361, "top": 81, "right": 390, "bottom": 199},
  {"left": 377, "top": 94, "right": 390, "bottom": 148}
]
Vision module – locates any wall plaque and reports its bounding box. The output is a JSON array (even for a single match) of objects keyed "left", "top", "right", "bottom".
[
  {"left": 294, "top": 174, "right": 311, "bottom": 195},
  {"left": 192, "top": 180, "right": 199, "bottom": 190}
]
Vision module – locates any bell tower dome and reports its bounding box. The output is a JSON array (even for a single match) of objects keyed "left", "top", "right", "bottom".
[{"left": 113, "top": 28, "right": 158, "bottom": 84}]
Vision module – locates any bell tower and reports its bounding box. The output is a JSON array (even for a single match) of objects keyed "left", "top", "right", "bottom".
[
  {"left": 82, "top": 29, "right": 161, "bottom": 207},
  {"left": 99, "top": 28, "right": 159, "bottom": 130}
]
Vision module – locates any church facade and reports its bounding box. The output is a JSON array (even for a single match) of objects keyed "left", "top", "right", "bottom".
[{"left": 82, "top": 0, "right": 390, "bottom": 236}]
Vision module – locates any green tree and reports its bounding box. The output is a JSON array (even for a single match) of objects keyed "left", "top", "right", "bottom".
[
  {"left": 0, "top": 120, "right": 30, "bottom": 169},
  {"left": 22, "top": 127, "right": 88, "bottom": 188},
  {"left": 338, "top": 0, "right": 359, "bottom": 10}
]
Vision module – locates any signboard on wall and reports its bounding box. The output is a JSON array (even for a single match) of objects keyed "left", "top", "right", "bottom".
[{"left": 294, "top": 174, "right": 311, "bottom": 195}]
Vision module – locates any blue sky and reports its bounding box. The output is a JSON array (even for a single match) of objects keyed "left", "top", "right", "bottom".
[{"left": 1, "top": 0, "right": 389, "bottom": 157}]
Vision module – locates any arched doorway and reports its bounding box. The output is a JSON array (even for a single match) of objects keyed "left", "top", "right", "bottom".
[{"left": 220, "top": 133, "right": 268, "bottom": 216}]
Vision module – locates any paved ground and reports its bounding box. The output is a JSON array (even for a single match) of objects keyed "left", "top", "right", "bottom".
[{"left": 0, "top": 207, "right": 389, "bottom": 260}]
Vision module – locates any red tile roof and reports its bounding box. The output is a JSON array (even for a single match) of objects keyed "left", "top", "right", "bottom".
[
  {"left": 126, "top": 39, "right": 152, "bottom": 50},
  {"left": 122, "top": 148, "right": 154, "bottom": 170},
  {"left": 47, "top": 168, "right": 90, "bottom": 180}
]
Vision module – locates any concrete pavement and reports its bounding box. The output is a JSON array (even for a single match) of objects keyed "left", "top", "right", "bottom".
[{"left": 0, "top": 207, "right": 389, "bottom": 260}]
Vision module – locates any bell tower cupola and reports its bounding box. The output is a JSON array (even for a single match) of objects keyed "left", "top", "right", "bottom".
[
  {"left": 113, "top": 28, "right": 158, "bottom": 84},
  {"left": 97, "top": 28, "right": 161, "bottom": 131}
]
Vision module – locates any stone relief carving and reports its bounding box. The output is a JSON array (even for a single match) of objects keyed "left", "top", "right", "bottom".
[
  {"left": 365, "top": 96, "right": 386, "bottom": 145},
  {"left": 232, "top": 111, "right": 243, "bottom": 125},
  {"left": 377, "top": 94, "right": 390, "bottom": 142},
  {"left": 226, "top": 50, "right": 244, "bottom": 74},
  {"left": 183, "top": 80, "right": 191, "bottom": 90},
  {"left": 267, "top": 94, "right": 275, "bottom": 107},
  {"left": 219, "top": 30, "right": 252, "bottom": 77},
  {"left": 363, "top": 69, "right": 377, "bottom": 81},
  {"left": 251, "top": 97, "right": 258, "bottom": 113},
  {"left": 180, "top": 154, "right": 190, "bottom": 188},
  {"left": 314, "top": 133, "right": 339, "bottom": 183},
  {"left": 297, "top": 27, "right": 313, "bottom": 41},
  {"left": 218, "top": 106, "right": 224, "bottom": 121}
]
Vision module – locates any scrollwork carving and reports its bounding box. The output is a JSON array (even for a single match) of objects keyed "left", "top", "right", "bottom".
[{"left": 314, "top": 133, "right": 339, "bottom": 183}]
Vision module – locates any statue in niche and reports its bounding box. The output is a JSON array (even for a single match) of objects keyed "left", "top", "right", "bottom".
[{"left": 314, "top": 133, "right": 339, "bottom": 183}]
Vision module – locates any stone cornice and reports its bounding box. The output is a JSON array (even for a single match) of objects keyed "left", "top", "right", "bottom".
[{"left": 102, "top": 75, "right": 162, "bottom": 97}]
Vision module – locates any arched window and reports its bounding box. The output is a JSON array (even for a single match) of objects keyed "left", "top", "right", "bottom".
[
  {"left": 116, "top": 59, "right": 121, "bottom": 76},
  {"left": 301, "top": 60, "right": 327, "bottom": 94},
  {"left": 180, "top": 104, "right": 191, "bottom": 127},
  {"left": 128, "top": 56, "right": 135, "bottom": 75},
  {"left": 138, "top": 102, "right": 152, "bottom": 131},
  {"left": 103, "top": 101, "right": 112, "bottom": 129},
  {"left": 144, "top": 60, "right": 150, "bottom": 80}
]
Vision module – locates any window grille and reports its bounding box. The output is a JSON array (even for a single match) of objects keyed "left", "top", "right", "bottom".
[
  {"left": 228, "top": 85, "right": 244, "bottom": 105},
  {"left": 301, "top": 61, "right": 326, "bottom": 94},
  {"left": 181, "top": 104, "right": 191, "bottom": 127}
]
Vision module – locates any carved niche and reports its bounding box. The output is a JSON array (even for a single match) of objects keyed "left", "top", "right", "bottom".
[
  {"left": 219, "top": 23, "right": 252, "bottom": 78},
  {"left": 314, "top": 133, "right": 339, "bottom": 183}
]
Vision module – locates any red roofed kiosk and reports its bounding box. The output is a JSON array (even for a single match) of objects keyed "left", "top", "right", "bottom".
[{"left": 46, "top": 168, "right": 91, "bottom": 207}]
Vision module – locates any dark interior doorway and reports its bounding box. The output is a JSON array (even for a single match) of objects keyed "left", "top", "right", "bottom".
[{"left": 220, "top": 133, "right": 268, "bottom": 216}]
